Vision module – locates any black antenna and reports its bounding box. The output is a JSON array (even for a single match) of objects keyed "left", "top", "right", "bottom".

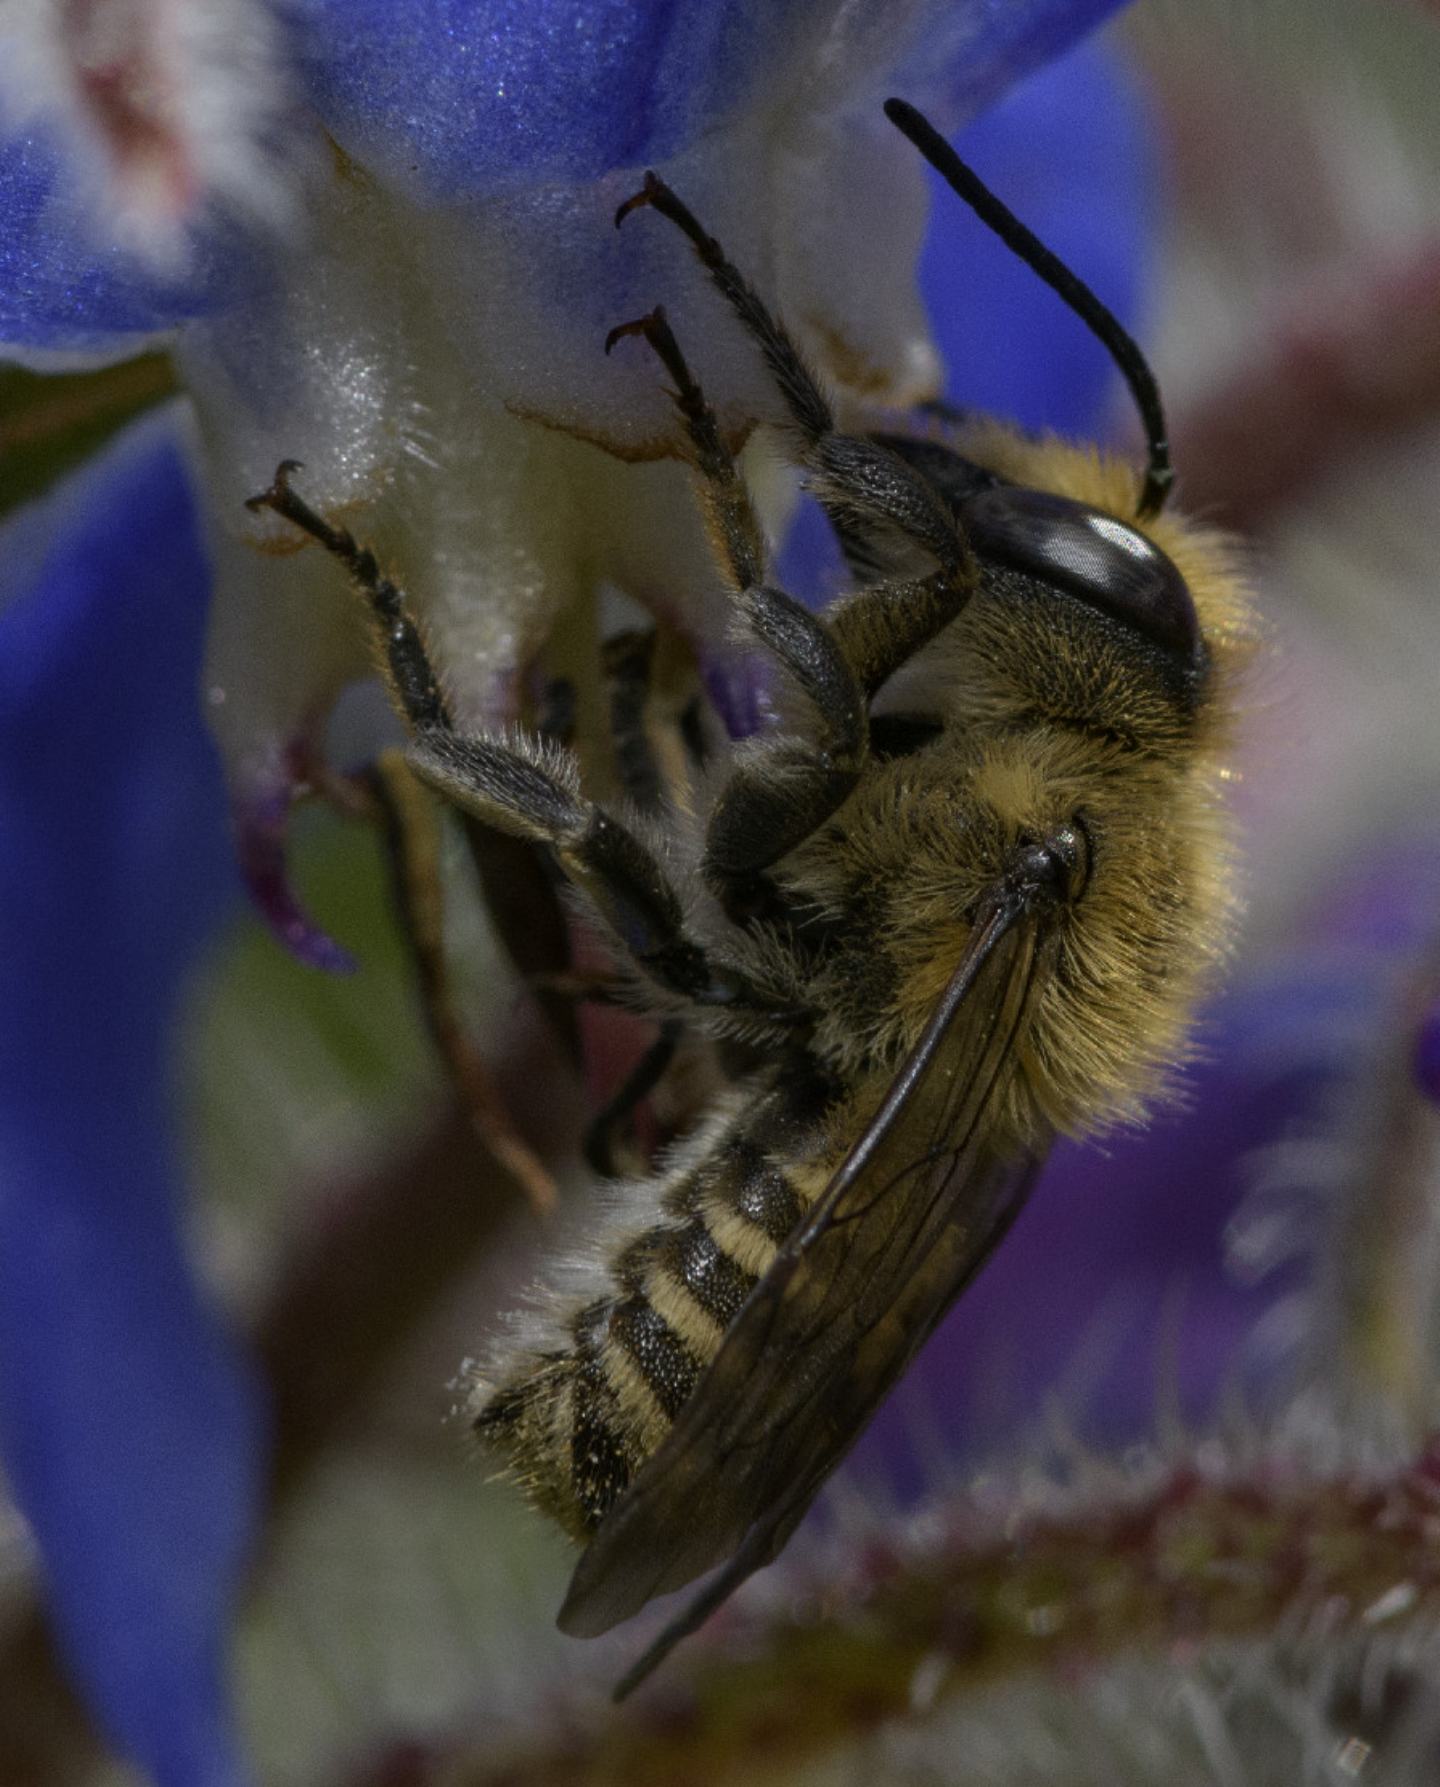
[{"left": 884, "top": 97, "right": 1173, "bottom": 521}]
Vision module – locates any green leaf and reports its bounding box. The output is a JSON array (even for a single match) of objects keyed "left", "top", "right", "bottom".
[{"left": 0, "top": 354, "right": 178, "bottom": 519}]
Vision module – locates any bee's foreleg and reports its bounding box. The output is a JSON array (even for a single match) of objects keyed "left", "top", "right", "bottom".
[
  {"left": 699, "top": 561, "right": 977, "bottom": 899},
  {"left": 824, "top": 566, "right": 975, "bottom": 699},
  {"left": 614, "top": 176, "right": 969, "bottom": 578},
  {"left": 607, "top": 309, "right": 870, "bottom": 897},
  {"left": 609, "top": 305, "right": 971, "bottom": 729}
]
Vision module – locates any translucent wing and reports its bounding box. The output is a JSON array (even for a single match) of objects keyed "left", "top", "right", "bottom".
[{"left": 558, "top": 891, "right": 1054, "bottom": 1692}]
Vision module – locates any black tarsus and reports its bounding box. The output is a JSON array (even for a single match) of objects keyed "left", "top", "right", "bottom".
[
  {"left": 246, "top": 461, "right": 454, "bottom": 732},
  {"left": 615, "top": 174, "right": 834, "bottom": 445},
  {"left": 882, "top": 97, "right": 1174, "bottom": 522},
  {"left": 583, "top": 1019, "right": 683, "bottom": 1177},
  {"left": 614, "top": 176, "right": 970, "bottom": 580}
]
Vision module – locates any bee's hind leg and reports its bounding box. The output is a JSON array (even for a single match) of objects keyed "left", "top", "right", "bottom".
[
  {"left": 582, "top": 1017, "right": 683, "bottom": 1178},
  {"left": 366, "top": 751, "right": 559, "bottom": 1213},
  {"left": 603, "top": 628, "right": 686, "bottom": 815}
]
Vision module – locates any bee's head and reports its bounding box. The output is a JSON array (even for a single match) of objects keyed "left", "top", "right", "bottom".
[
  {"left": 959, "top": 486, "right": 1209, "bottom": 753},
  {"left": 845, "top": 440, "right": 1243, "bottom": 772},
  {"left": 862, "top": 425, "right": 1219, "bottom": 752},
  {"left": 959, "top": 485, "right": 1201, "bottom": 666}
]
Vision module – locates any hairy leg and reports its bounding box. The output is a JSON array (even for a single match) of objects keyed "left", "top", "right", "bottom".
[
  {"left": 367, "top": 751, "right": 558, "bottom": 1212},
  {"left": 606, "top": 310, "right": 974, "bottom": 903},
  {"left": 616, "top": 174, "right": 975, "bottom": 594},
  {"left": 607, "top": 311, "right": 866, "bottom": 899},
  {"left": 247, "top": 463, "right": 793, "bottom": 1019}
]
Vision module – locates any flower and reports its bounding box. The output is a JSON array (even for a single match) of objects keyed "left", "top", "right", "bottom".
[
  {"left": 0, "top": 2, "right": 1138, "bottom": 1780},
  {"left": 0, "top": 412, "right": 265, "bottom": 1787}
]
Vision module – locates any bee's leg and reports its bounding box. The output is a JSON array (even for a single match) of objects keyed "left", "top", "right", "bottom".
[
  {"left": 604, "top": 627, "right": 712, "bottom": 815},
  {"left": 412, "top": 726, "right": 788, "bottom": 1014},
  {"left": 615, "top": 175, "right": 972, "bottom": 585},
  {"left": 702, "top": 561, "right": 962, "bottom": 892},
  {"left": 603, "top": 629, "right": 668, "bottom": 813},
  {"left": 464, "top": 674, "right": 585, "bottom": 1062},
  {"left": 366, "top": 751, "right": 558, "bottom": 1213},
  {"left": 246, "top": 461, "right": 453, "bottom": 731},
  {"left": 529, "top": 964, "right": 688, "bottom": 1161},
  {"left": 248, "top": 460, "right": 788, "bottom": 1017},
  {"left": 572, "top": 641, "right": 693, "bottom": 1170},
  {"left": 247, "top": 462, "right": 583, "bottom": 1054},
  {"left": 534, "top": 672, "right": 578, "bottom": 748},
  {"left": 821, "top": 567, "right": 974, "bottom": 702},
  {"left": 582, "top": 1017, "right": 683, "bottom": 1178},
  {"left": 606, "top": 310, "right": 867, "bottom": 895}
]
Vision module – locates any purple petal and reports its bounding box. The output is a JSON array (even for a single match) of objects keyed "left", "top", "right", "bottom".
[{"left": 0, "top": 413, "right": 265, "bottom": 1787}]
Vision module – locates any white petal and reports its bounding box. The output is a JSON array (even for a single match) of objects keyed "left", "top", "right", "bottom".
[
  {"left": 178, "top": 3, "right": 1022, "bottom": 957},
  {"left": 0, "top": 0, "right": 300, "bottom": 269}
]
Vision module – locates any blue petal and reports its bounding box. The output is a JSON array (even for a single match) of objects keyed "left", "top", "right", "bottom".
[
  {"left": 291, "top": 0, "right": 769, "bottom": 194},
  {"left": 0, "top": 413, "right": 265, "bottom": 1787},
  {"left": 0, "top": 125, "right": 271, "bottom": 353},
  {"left": 921, "top": 0, "right": 1122, "bottom": 118},
  {"left": 0, "top": 0, "right": 1124, "bottom": 346},
  {"left": 922, "top": 34, "right": 1154, "bottom": 434},
  {"left": 292, "top": 0, "right": 1126, "bottom": 200}
]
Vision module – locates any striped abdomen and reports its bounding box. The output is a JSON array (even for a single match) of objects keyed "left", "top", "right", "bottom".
[{"left": 472, "top": 1070, "right": 833, "bottom": 1541}]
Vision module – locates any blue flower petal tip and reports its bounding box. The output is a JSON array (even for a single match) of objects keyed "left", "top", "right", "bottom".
[
  {"left": 702, "top": 657, "right": 767, "bottom": 742},
  {"left": 1413, "top": 1007, "right": 1440, "bottom": 1104}
]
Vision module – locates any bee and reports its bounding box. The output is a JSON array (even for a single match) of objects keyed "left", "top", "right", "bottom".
[{"left": 248, "top": 97, "right": 1252, "bottom": 1697}]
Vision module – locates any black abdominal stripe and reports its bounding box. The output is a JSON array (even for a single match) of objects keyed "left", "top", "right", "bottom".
[{"left": 474, "top": 1076, "right": 821, "bottom": 1533}]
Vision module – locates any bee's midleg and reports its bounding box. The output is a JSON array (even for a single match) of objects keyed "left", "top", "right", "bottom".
[
  {"left": 247, "top": 461, "right": 452, "bottom": 733},
  {"left": 602, "top": 628, "right": 666, "bottom": 814}
]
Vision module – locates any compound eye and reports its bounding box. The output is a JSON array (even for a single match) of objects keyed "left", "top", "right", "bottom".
[{"left": 962, "top": 486, "right": 1201, "bottom": 659}]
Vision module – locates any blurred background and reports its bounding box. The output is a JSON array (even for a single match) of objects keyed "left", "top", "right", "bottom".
[{"left": 4, "top": 0, "right": 1440, "bottom": 1781}]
